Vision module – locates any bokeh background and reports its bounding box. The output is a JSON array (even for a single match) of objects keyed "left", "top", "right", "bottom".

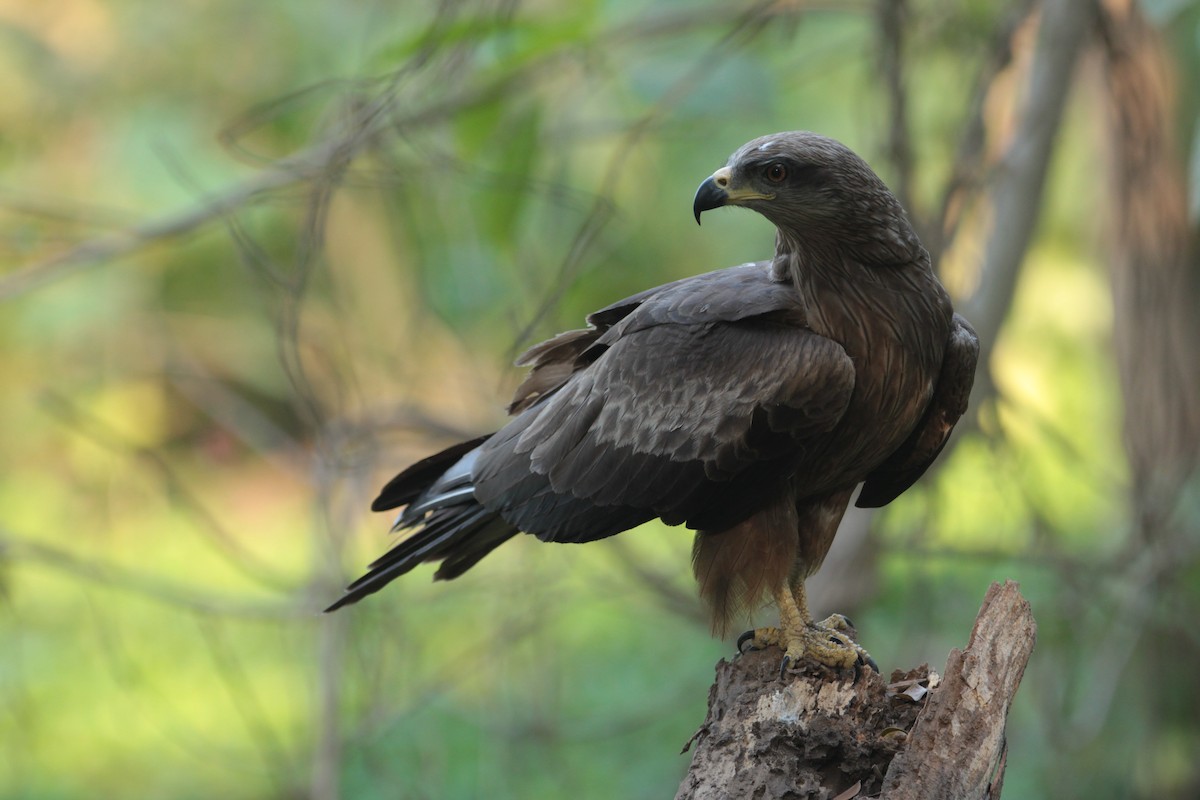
[{"left": 2, "top": 0, "right": 1199, "bottom": 797}]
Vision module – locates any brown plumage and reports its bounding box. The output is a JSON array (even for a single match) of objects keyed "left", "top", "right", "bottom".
[{"left": 326, "top": 132, "right": 978, "bottom": 671}]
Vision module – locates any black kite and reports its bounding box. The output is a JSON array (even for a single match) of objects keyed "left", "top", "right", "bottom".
[{"left": 327, "top": 131, "right": 979, "bottom": 674}]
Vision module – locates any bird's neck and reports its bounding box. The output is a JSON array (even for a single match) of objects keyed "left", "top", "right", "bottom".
[
  {"left": 772, "top": 226, "right": 878, "bottom": 290},
  {"left": 774, "top": 215, "right": 926, "bottom": 273},
  {"left": 771, "top": 233, "right": 940, "bottom": 344},
  {"left": 771, "top": 246, "right": 857, "bottom": 331}
]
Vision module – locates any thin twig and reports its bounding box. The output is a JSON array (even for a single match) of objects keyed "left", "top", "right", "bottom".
[
  {"left": 38, "top": 391, "right": 301, "bottom": 590},
  {"left": 195, "top": 616, "right": 296, "bottom": 788},
  {"left": 0, "top": 528, "right": 305, "bottom": 617},
  {"left": 507, "top": 0, "right": 789, "bottom": 357}
]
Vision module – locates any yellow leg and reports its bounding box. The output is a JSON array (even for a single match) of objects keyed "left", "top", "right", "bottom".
[{"left": 737, "top": 580, "right": 878, "bottom": 678}]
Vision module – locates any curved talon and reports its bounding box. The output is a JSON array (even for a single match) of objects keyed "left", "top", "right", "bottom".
[
  {"left": 851, "top": 650, "right": 881, "bottom": 682},
  {"left": 736, "top": 630, "right": 757, "bottom": 654},
  {"left": 779, "top": 654, "right": 792, "bottom": 681}
]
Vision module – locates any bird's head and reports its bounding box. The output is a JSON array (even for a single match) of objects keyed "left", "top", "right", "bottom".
[{"left": 693, "top": 131, "right": 922, "bottom": 266}]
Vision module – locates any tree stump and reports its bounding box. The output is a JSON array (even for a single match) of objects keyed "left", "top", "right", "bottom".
[{"left": 676, "top": 581, "right": 1036, "bottom": 799}]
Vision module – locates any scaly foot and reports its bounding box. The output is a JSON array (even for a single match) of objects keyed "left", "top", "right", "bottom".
[{"left": 737, "top": 613, "right": 879, "bottom": 679}]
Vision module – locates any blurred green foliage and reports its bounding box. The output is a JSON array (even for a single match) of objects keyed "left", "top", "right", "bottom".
[{"left": 2, "top": 1, "right": 1199, "bottom": 798}]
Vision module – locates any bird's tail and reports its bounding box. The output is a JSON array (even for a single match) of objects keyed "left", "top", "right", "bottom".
[{"left": 324, "top": 435, "right": 519, "bottom": 612}]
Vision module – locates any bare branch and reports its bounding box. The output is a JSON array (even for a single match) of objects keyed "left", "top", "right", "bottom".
[
  {"left": 0, "top": 1, "right": 853, "bottom": 306},
  {"left": 928, "top": 2, "right": 1033, "bottom": 265},
  {"left": 876, "top": 0, "right": 916, "bottom": 218},
  {"left": 962, "top": 0, "right": 1098, "bottom": 407},
  {"left": 0, "top": 528, "right": 304, "bottom": 618}
]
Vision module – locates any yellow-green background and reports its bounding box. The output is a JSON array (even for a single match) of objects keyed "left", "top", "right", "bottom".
[{"left": 2, "top": 1, "right": 1197, "bottom": 798}]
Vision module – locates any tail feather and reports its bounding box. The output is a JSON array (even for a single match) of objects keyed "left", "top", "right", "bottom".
[
  {"left": 326, "top": 436, "right": 518, "bottom": 612},
  {"left": 434, "top": 516, "right": 521, "bottom": 580},
  {"left": 371, "top": 435, "right": 490, "bottom": 512},
  {"left": 397, "top": 448, "right": 482, "bottom": 525},
  {"left": 366, "top": 506, "right": 490, "bottom": 571}
]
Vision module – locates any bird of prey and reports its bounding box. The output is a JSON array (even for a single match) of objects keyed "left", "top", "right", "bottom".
[{"left": 327, "top": 131, "right": 978, "bottom": 675}]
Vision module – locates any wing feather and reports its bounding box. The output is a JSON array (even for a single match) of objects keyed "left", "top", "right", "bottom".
[{"left": 472, "top": 267, "right": 856, "bottom": 543}]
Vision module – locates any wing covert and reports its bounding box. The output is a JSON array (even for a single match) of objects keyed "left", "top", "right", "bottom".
[{"left": 474, "top": 312, "right": 855, "bottom": 542}]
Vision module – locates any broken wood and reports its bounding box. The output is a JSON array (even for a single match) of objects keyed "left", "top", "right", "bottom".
[{"left": 676, "top": 581, "right": 1036, "bottom": 799}]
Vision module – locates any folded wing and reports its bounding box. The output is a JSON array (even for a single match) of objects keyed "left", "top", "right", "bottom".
[{"left": 474, "top": 263, "right": 858, "bottom": 541}]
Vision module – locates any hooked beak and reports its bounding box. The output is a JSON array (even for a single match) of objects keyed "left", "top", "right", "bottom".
[
  {"left": 693, "top": 167, "right": 731, "bottom": 224},
  {"left": 692, "top": 166, "right": 774, "bottom": 224}
]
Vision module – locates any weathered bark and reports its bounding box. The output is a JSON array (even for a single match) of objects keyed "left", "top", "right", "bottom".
[
  {"left": 677, "top": 581, "right": 1035, "bottom": 800},
  {"left": 879, "top": 581, "right": 1036, "bottom": 799}
]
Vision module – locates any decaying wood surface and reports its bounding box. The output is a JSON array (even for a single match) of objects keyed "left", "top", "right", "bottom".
[{"left": 676, "top": 581, "right": 1036, "bottom": 799}]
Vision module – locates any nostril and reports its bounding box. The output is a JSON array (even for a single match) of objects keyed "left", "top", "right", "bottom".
[{"left": 715, "top": 176, "right": 728, "bottom": 188}]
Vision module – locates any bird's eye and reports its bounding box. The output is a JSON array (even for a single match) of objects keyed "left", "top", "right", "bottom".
[{"left": 765, "top": 163, "right": 787, "bottom": 183}]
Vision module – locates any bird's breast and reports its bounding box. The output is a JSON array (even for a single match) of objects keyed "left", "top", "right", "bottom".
[{"left": 793, "top": 272, "right": 950, "bottom": 490}]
